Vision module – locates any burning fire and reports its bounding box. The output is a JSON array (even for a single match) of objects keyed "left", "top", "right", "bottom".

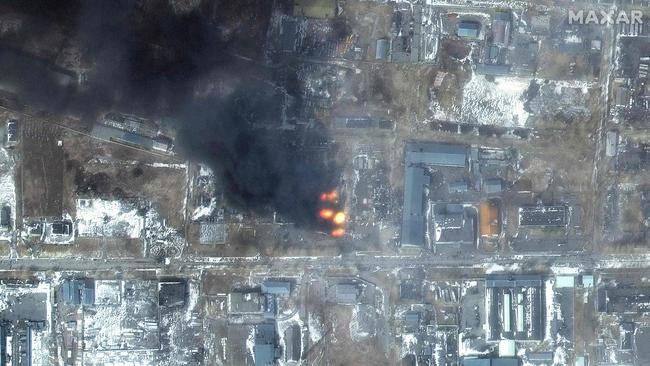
[
  {"left": 319, "top": 209, "right": 334, "bottom": 220},
  {"left": 332, "top": 211, "right": 346, "bottom": 225},
  {"left": 319, "top": 190, "right": 338, "bottom": 203},
  {"left": 319, "top": 190, "right": 346, "bottom": 237}
]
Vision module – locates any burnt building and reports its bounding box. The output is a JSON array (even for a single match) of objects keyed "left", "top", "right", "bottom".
[{"left": 518, "top": 205, "right": 568, "bottom": 227}]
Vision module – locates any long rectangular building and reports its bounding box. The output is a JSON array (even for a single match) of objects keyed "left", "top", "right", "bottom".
[{"left": 401, "top": 143, "right": 468, "bottom": 247}]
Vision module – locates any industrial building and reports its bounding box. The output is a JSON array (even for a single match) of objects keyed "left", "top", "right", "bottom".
[
  {"left": 335, "top": 283, "right": 360, "bottom": 304},
  {"left": 518, "top": 205, "right": 568, "bottom": 227},
  {"left": 158, "top": 280, "right": 187, "bottom": 308},
  {"left": 401, "top": 142, "right": 469, "bottom": 247},
  {"left": 462, "top": 357, "right": 519, "bottom": 366},
  {"left": 92, "top": 124, "right": 173, "bottom": 154},
  {"left": 59, "top": 278, "right": 95, "bottom": 305},
  {"left": 253, "top": 322, "right": 280, "bottom": 366},
  {"left": 458, "top": 21, "right": 481, "bottom": 38},
  {"left": 375, "top": 38, "right": 390, "bottom": 61},
  {"left": 432, "top": 203, "right": 476, "bottom": 245},
  {"left": 262, "top": 281, "right": 291, "bottom": 296},
  {"left": 475, "top": 64, "right": 512, "bottom": 76},
  {"left": 229, "top": 291, "right": 266, "bottom": 314},
  {"left": 491, "top": 12, "right": 512, "bottom": 46},
  {"left": 486, "top": 275, "right": 544, "bottom": 341}
]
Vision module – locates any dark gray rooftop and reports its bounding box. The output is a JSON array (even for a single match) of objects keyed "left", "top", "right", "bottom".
[
  {"left": 335, "top": 283, "right": 359, "bottom": 304},
  {"left": 401, "top": 167, "right": 429, "bottom": 247},
  {"left": 433, "top": 204, "right": 475, "bottom": 244},
  {"left": 254, "top": 322, "right": 278, "bottom": 366},
  {"left": 486, "top": 275, "right": 543, "bottom": 288},
  {"left": 527, "top": 352, "right": 554, "bottom": 362},
  {"left": 463, "top": 357, "right": 519, "bottom": 366},
  {"left": 402, "top": 143, "right": 468, "bottom": 247},
  {"left": 476, "top": 64, "right": 512, "bottom": 76},
  {"left": 262, "top": 281, "right": 291, "bottom": 295},
  {"left": 405, "top": 142, "right": 468, "bottom": 168},
  {"left": 376, "top": 38, "right": 390, "bottom": 60}
]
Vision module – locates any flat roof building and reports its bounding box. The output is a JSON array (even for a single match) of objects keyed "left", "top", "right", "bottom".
[
  {"left": 401, "top": 143, "right": 468, "bottom": 247},
  {"left": 335, "top": 283, "right": 359, "bottom": 304},
  {"left": 492, "top": 12, "right": 511, "bottom": 46},
  {"left": 405, "top": 142, "right": 468, "bottom": 168},
  {"left": 463, "top": 358, "right": 519, "bottom": 366},
  {"left": 262, "top": 281, "right": 291, "bottom": 295},
  {"left": 458, "top": 21, "right": 481, "bottom": 38},
  {"left": 432, "top": 204, "right": 476, "bottom": 245},
  {"left": 376, "top": 38, "right": 390, "bottom": 61},
  {"left": 59, "top": 279, "right": 95, "bottom": 305},
  {"left": 229, "top": 291, "right": 265, "bottom": 313},
  {"left": 486, "top": 275, "right": 544, "bottom": 341},
  {"left": 476, "top": 64, "right": 512, "bottom": 76},
  {"left": 253, "top": 322, "right": 279, "bottom": 366}
]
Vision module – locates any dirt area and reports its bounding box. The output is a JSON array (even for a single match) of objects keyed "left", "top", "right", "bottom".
[
  {"left": 537, "top": 40, "right": 594, "bottom": 80},
  {"left": 310, "top": 304, "right": 393, "bottom": 365},
  {"left": 21, "top": 116, "right": 65, "bottom": 217},
  {"left": 187, "top": 224, "right": 345, "bottom": 257},
  {"left": 63, "top": 131, "right": 187, "bottom": 229}
]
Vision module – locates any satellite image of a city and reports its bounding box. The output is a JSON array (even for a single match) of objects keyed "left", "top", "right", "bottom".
[{"left": 0, "top": 0, "right": 649, "bottom": 365}]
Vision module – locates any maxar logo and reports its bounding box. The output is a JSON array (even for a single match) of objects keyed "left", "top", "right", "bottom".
[{"left": 568, "top": 10, "right": 643, "bottom": 25}]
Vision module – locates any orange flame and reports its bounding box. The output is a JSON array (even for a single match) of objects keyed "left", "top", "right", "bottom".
[
  {"left": 320, "top": 191, "right": 338, "bottom": 202},
  {"left": 331, "top": 228, "right": 345, "bottom": 237},
  {"left": 319, "top": 209, "right": 334, "bottom": 220},
  {"left": 332, "top": 212, "right": 346, "bottom": 225}
]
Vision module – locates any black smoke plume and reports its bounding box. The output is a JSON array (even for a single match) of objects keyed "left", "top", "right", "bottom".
[{"left": 0, "top": 0, "right": 339, "bottom": 228}]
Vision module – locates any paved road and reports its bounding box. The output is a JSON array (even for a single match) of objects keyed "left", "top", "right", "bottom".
[{"left": 0, "top": 250, "right": 647, "bottom": 274}]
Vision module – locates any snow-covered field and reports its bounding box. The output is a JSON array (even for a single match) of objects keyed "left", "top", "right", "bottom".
[
  {"left": 462, "top": 74, "right": 531, "bottom": 127},
  {"left": 0, "top": 144, "right": 16, "bottom": 241},
  {"left": 76, "top": 199, "right": 144, "bottom": 238}
]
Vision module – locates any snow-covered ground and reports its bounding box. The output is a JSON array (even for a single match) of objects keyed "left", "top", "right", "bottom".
[
  {"left": 76, "top": 198, "right": 144, "bottom": 238},
  {"left": 192, "top": 197, "right": 217, "bottom": 221},
  {"left": 308, "top": 313, "right": 323, "bottom": 344},
  {"left": 277, "top": 311, "right": 304, "bottom": 365},
  {"left": 461, "top": 74, "right": 531, "bottom": 127},
  {"left": 144, "top": 207, "right": 186, "bottom": 258},
  {"left": 0, "top": 144, "right": 16, "bottom": 241}
]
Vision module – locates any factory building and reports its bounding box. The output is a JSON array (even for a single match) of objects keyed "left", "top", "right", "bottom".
[
  {"left": 491, "top": 12, "right": 512, "bottom": 46},
  {"left": 253, "top": 322, "right": 280, "bottom": 366},
  {"left": 375, "top": 38, "right": 390, "bottom": 61},
  {"left": 401, "top": 143, "right": 469, "bottom": 247},
  {"left": 92, "top": 124, "right": 173, "bottom": 154},
  {"left": 462, "top": 357, "right": 519, "bottom": 366},
  {"left": 475, "top": 64, "right": 512, "bottom": 76},
  {"left": 59, "top": 279, "right": 95, "bottom": 305},
  {"left": 458, "top": 21, "right": 481, "bottom": 38},
  {"left": 262, "top": 281, "right": 291, "bottom": 296},
  {"left": 335, "top": 283, "right": 360, "bottom": 304},
  {"left": 229, "top": 291, "right": 266, "bottom": 314},
  {"left": 432, "top": 204, "right": 476, "bottom": 245},
  {"left": 486, "top": 275, "right": 544, "bottom": 341}
]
